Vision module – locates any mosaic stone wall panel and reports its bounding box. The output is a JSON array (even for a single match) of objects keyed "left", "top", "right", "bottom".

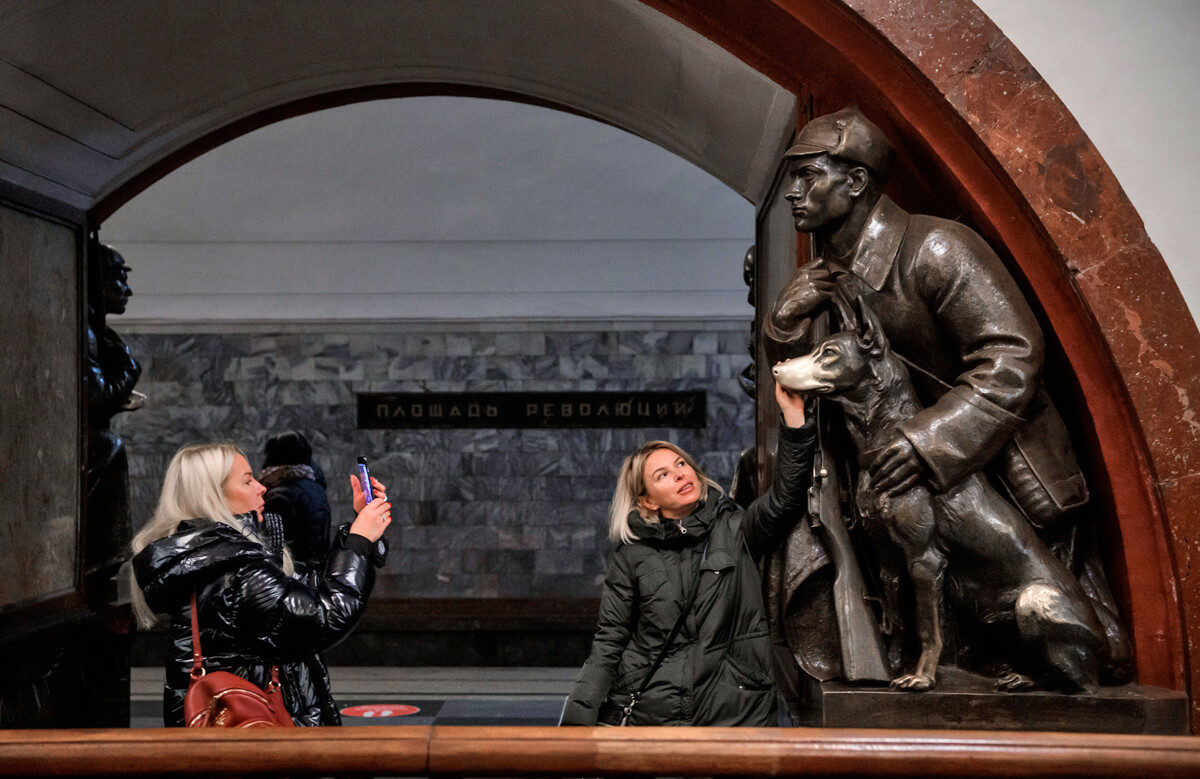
[{"left": 113, "top": 322, "right": 755, "bottom": 599}]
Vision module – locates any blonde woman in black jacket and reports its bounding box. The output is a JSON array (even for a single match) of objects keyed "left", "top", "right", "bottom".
[
  {"left": 131, "top": 443, "right": 391, "bottom": 726},
  {"left": 562, "top": 382, "right": 815, "bottom": 726}
]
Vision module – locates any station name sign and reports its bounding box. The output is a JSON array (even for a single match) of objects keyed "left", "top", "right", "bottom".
[{"left": 357, "top": 391, "right": 706, "bottom": 429}]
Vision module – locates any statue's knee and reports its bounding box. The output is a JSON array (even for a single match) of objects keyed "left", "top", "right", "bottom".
[
  {"left": 1015, "top": 583, "right": 1064, "bottom": 630},
  {"left": 1016, "top": 582, "right": 1096, "bottom": 637}
]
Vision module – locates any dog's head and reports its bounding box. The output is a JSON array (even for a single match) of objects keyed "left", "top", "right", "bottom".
[{"left": 772, "top": 296, "right": 888, "bottom": 396}]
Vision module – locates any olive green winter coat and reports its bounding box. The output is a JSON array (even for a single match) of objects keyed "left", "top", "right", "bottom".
[{"left": 562, "top": 420, "right": 817, "bottom": 726}]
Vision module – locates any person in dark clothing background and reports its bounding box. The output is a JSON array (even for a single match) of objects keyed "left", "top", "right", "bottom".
[{"left": 260, "top": 430, "right": 333, "bottom": 572}]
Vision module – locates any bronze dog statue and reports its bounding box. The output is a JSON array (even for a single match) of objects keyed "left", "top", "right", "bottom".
[{"left": 773, "top": 298, "right": 1105, "bottom": 692}]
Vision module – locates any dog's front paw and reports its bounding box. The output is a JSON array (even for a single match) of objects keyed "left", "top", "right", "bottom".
[
  {"left": 993, "top": 671, "right": 1036, "bottom": 692},
  {"left": 890, "top": 674, "right": 936, "bottom": 692}
]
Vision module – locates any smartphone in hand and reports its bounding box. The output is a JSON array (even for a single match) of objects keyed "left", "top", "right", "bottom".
[{"left": 356, "top": 456, "right": 374, "bottom": 502}]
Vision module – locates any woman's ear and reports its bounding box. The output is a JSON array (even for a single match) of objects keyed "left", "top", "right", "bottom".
[{"left": 638, "top": 495, "right": 659, "bottom": 513}]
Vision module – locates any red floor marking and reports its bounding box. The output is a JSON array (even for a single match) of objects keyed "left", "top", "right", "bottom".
[{"left": 340, "top": 704, "right": 420, "bottom": 718}]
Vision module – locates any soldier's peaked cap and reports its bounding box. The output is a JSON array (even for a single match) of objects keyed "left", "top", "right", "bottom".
[{"left": 784, "top": 106, "right": 894, "bottom": 179}]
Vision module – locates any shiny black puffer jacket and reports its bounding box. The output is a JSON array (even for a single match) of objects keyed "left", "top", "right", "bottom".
[
  {"left": 133, "top": 516, "right": 383, "bottom": 726},
  {"left": 562, "top": 419, "right": 817, "bottom": 726}
]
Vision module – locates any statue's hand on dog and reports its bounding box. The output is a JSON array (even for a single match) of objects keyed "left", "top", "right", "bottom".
[{"left": 869, "top": 433, "right": 927, "bottom": 497}]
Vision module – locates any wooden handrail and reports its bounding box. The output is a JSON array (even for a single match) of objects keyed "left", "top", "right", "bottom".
[{"left": 1, "top": 726, "right": 1199, "bottom": 777}]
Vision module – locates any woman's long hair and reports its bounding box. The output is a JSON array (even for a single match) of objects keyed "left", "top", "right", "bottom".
[
  {"left": 129, "top": 442, "right": 294, "bottom": 628},
  {"left": 607, "top": 440, "right": 723, "bottom": 545}
]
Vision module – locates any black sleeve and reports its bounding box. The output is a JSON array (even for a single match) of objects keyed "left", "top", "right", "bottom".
[
  {"left": 740, "top": 415, "right": 818, "bottom": 560},
  {"left": 214, "top": 532, "right": 381, "bottom": 663}
]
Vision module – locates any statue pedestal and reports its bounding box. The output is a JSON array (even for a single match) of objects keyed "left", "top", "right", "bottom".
[{"left": 819, "top": 667, "right": 1188, "bottom": 734}]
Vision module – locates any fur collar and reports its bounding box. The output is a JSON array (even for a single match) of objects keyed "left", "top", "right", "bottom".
[{"left": 259, "top": 463, "right": 315, "bottom": 489}]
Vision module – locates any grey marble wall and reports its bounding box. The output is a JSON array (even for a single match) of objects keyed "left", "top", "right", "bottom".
[
  {"left": 113, "top": 321, "right": 754, "bottom": 599},
  {"left": 0, "top": 205, "right": 79, "bottom": 609}
]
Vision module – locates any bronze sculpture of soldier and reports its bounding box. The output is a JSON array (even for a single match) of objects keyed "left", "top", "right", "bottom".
[
  {"left": 764, "top": 106, "right": 1131, "bottom": 689},
  {"left": 84, "top": 240, "right": 144, "bottom": 591}
]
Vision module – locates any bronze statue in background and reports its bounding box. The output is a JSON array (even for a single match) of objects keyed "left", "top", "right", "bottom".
[
  {"left": 763, "top": 107, "right": 1131, "bottom": 693},
  {"left": 730, "top": 245, "right": 759, "bottom": 508},
  {"left": 85, "top": 240, "right": 143, "bottom": 593}
]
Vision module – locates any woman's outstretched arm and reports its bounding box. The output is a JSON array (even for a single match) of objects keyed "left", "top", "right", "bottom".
[{"left": 741, "top": 381, "right": 817, "bottom": 559}]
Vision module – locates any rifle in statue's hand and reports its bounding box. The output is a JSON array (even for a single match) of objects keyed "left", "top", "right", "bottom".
[{"left": 807, "top": 309, "right": 891, "bottom": 683}]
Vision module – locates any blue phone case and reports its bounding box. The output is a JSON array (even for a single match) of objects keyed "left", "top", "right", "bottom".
[{"left": 356, "top": 457, "right": 373, "bottom": 502}]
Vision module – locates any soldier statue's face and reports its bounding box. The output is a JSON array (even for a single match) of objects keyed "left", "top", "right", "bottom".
[{"left": 785, "top": 155, "right": 857, "bottom": 233}]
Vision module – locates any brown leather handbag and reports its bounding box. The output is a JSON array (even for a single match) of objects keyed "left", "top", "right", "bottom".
[{"left": 183, "top": 591, "right": 295, "bottom": 728}]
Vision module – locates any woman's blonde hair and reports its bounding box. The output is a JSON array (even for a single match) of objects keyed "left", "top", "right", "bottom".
[
  {"left": 607, "top": 440, "right": 723, "bottom": 545},
  {"left": 129, "top": 442, "right": 293, "bottom": 629}
]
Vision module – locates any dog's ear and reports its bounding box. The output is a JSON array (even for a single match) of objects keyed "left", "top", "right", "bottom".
[{"left": 854, "top": 296, "right": 887, "bottom": 357}]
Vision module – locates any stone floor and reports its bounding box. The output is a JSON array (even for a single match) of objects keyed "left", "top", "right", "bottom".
[
  {"left": 132, "top": 664, "right": 1187, "bottom": 733},
  {"left": 130, "top": 666, "right": 576, "bottom": 728}
]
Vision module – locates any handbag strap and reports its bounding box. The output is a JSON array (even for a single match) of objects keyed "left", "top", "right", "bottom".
[
  {"left": 189, "top": 588, "right": 283, "bottom": 691},
  {"left": 622, "top": 535, "right": 711, "bottom": 724},
  {"left": 189, "top": 590, "right": 205, "bottom": 680}
]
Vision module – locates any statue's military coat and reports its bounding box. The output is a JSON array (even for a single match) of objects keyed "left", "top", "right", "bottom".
[{"left": 768, "top": 194, "right": 1085, "bottom": 508}]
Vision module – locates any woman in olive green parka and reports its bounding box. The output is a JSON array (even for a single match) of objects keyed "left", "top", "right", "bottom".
[{"left": 562, "top": 382, "right": 815, "bottom": 726}]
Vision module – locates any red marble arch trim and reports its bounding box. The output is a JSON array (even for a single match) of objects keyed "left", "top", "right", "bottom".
[{"left": 643, "top": 0, "right": 1194, "bottom": 702}]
